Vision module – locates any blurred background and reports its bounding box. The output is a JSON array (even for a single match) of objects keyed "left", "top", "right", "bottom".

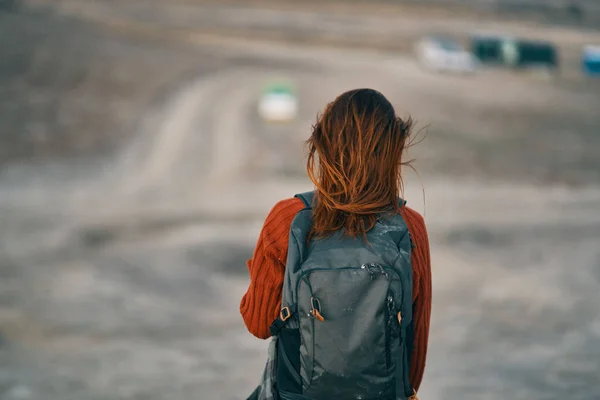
[{"left": 1, "top": 0, "right": 600, "bottom": 399}]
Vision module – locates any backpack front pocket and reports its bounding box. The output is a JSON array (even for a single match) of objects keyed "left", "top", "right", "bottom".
[{"left": 297, "top": 265, "right": 402, "bottom": 399}]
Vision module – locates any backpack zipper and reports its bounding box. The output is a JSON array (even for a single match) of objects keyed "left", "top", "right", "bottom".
[
  {"left": 385, "top": 292, "right": 397, "bottom": 370},
  {"left": 296, "top": 264, "right": 402, "bottom": 295}
]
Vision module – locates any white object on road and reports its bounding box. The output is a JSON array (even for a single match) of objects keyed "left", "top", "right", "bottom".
[
  {"left": 416, "top": 36, "right": 478, "bottom": 74},
  {"left": 258, "top": 83, "right": 298, "bottom": 122}
]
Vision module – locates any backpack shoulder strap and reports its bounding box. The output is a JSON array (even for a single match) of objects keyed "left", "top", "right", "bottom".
[
  {"left": 270, "top": 192, "right": 314, "bottom": 336},
  {"left": 294, "top": 191, "right": 315, "bottom": 209}
]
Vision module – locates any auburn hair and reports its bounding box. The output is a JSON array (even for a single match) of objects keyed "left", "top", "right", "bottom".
[{"left": 306, "top": 88, "right": 414, "bottom": 239}]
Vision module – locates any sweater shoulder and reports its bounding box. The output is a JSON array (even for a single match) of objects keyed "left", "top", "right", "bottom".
[
  {"left": 264, "top": 197, "right": 306, "bottom": 227},
  {"left": 260, "top": 198, "right": 306, "bottom": 260}
]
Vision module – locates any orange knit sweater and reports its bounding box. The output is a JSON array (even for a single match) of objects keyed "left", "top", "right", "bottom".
[{"left": 240, "top": 197, "right": 432, "bottom": 392}]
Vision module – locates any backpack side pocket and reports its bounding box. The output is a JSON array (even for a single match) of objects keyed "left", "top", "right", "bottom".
[{"left": 276, "top": 328, "right": 302, "bottom": 394}]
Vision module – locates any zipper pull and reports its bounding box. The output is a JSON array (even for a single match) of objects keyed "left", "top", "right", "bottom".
[
  {"left": 377, "top": 264, "right": 389, "bottom": 279},
  {"left": 369, "top": 263, "right": 380, "bottom": 280},
  {"left": 312, "top": 309, "right": 325, "bottom": 322},
  {"left": 387, "top": 295, "right": 395, "bottom": 313},
  {"left": 386, "top": 296, "right": 395, "bottom": 325},
  {"left": 361, "top": 264, "right": 376, "bottom": 280},
  {"left": 310, "top": 297, "right": 325, "bottom": 322}
]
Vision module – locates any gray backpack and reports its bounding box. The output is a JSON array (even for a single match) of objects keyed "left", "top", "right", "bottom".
[{"left": 267, "top": 191, "right": 416, "bottom": 400}]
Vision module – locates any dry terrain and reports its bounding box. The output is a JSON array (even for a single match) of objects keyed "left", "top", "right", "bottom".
[{"left": 0, "top": 2, "right": 599, "bottom": 400}]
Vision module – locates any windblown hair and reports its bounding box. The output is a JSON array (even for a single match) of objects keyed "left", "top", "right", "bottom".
[{"left": 306, "top": 88, "right": 414, "bottom": 239}]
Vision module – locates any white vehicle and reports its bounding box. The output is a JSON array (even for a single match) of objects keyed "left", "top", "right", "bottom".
[
  {"left": 416, "top": 36, "right": 478, "bottom": 74},
  {"left": 258, "top": 83, "right": 299, "bottom": 123}
]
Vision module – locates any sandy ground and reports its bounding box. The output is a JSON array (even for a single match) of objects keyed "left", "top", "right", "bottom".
[
  {"left": 0, "top": 7, "right": 230, "bottom": 164},
  {"left": 1, "top": 4, "right": 600, "bottom": 400}
]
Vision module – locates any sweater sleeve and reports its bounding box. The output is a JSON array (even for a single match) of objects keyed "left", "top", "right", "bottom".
[
  {"left": 240, "top": 198, "right": 305, "bottom": 339},
  {"left": 401, "top": 207, "right": 432, "bottom": 393}
]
